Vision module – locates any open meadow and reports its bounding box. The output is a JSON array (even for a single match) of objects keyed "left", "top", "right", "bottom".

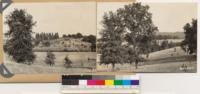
[
  {"left": 4, "top": 52, "right": 96, "bottom": 74},
  {"left": 97, "top": 47, "right": 197, "bottom": 73}
]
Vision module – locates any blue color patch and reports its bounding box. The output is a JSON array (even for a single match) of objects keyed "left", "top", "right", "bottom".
[{"left": 122, "top": 80, "right": 131, "bottom": 85}]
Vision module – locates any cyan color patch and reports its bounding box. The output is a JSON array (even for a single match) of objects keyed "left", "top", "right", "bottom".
[{"left": 122, "top": 80, "right": 131, "bottom": 85}]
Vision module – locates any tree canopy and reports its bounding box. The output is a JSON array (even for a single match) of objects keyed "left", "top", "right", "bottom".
[
  {"left": 4, "top": 9, "right": 36, "bottom": 63},
  {"left": 99, "top": 3, "right": 158, "bottom": 70},
  {"left": 99, "top": 11, "right": 126, "bottom": 70},
  {"left": 122, "top": 3, "right": 158, "bottom": 60},
  {"left": 82, "top": 35, "right": 96, "bottom": 52},
  {"left": 181, "top": 19, "right": 197, "bottom": 54}
]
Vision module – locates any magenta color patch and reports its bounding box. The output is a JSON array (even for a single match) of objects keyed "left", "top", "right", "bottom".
[{"left": 87, "top": 80, "right": 96, "bottom": 85}]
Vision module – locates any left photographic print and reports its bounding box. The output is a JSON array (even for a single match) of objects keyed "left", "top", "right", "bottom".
[{"left": 3, "top": 2, "right": 97, "bottom": 74}]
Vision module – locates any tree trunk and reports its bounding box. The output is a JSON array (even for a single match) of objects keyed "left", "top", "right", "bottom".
[
  {"left": 112, "top": 63, "right": 115, "bottom": 72},
  {"left": 135, "top": 60, "right": 138, "bottom": 69},
  {"left": 146, "top": 54, "right": 149, "bottom": 58}
]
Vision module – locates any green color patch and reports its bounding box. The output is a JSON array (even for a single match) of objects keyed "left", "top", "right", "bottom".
[{"left": 114, "top": 80, "right": 122, "bottom": 85}]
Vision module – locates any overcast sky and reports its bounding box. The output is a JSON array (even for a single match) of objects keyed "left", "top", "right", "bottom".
[
  {"left": 3, "top": 2, "right": 97, "bottom": 36},
  {"left": 3, "top": 2, "right": 197, "bottom": 38},
  {"left": 97, "top": 2, "right": 197, "bottom": 38}
]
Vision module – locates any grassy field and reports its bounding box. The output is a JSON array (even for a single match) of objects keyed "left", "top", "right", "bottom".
[
  {"left": 4, "top": 52, "right": 96, "bottom": 74},
  {"left": 4, "top": 47, "right": 197, "bottom": 74},
  {"left": 97, "top": 47, "right": 197, "bottom": 73}
]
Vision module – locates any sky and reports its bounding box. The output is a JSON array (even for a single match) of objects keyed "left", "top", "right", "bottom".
[
  {"left": 3, "top": 2, "right": 197, "bottom": 38},
  {"left": 3, "top": 2, "right": 97, "bottom": 36},
  {"left": 97, "top": 2, "right": 197, "bottom": 38}
]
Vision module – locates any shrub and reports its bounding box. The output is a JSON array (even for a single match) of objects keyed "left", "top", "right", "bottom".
[
  {"left": 64, "top": 55, "right": 72, "bottom": 68},
  {"left": 45, "top": 51, "right": 55, "bottom": 66},
  {"left": 42, "top": 41, "right": 51, "bottom": 47}
]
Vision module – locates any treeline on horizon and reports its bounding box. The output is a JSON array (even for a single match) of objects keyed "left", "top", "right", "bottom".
[
  {"left": 155, "top": 35, "right": 183, "bottom": 40},
  {"left": 35, "top": 32, "right": 96, "bottom": 40},
  {"left": 35, "top": 32, "right": 59, "bottom": 41},
  {"left": 97, "top": 39, "right": 180, "bottom": 54}
]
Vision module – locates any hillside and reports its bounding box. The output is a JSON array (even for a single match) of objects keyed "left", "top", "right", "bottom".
[
  {"left": 97, "top": 47, "right": 197, "bottom": 73},
  {"left": 146, "top": 47, "right": 186, "bottom": 61},
  {"left": 33, "top": 38, "right": 92, "bottom": 52},
  {"left": 137, "top": 47, "right": 197, "bottom": 72}
]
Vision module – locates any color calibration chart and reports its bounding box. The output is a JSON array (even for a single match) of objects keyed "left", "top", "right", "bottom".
[{"left": 61, "top": 75, "right": 140, "bottom": 94}]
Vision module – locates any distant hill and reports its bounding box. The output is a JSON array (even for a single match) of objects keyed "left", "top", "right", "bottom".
[
  {"left": 33, "top": 38, "right": 92, "bottom": 52},
  {"left": 156, "top": 32, "right": 185, "bottom": 39}
]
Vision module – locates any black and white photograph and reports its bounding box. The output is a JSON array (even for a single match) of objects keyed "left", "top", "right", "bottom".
[
  {"left": 97, "top": 2, "right": 197, "bottom": 73},
  {"left": 3, "top": 2, "right": 97, "bottom": 74}
]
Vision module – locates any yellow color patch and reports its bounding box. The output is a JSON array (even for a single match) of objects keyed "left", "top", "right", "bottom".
[{"left": 105, "top": 80, "right": 114, "bottom": 86}]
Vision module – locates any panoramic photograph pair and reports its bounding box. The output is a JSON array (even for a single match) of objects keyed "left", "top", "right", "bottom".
[{"left": 2, "top": 2, "right": 197, "bottom": 74}]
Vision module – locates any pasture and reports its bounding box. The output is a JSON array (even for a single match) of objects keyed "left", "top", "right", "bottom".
[
  {"left": 4, "top": 52, "right": 96, "bottom": 74},
  {"left": 97, "top": 47, "right": 197, "bottom": 73}
]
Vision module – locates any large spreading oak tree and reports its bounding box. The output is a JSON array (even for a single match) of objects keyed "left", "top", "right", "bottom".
[
  {"left": 4, "top": 9, "right": 36, "bottom": 63},
  {"left": 123, "top": 3, "right": 158, "bottom": 69},
  {"left": 99, "top": 3, "right": 158, "bottom": 70}
]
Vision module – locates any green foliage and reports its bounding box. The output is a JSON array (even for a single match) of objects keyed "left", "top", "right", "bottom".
[
  {"left": 4, "top": 9, "right": 36, "bottom": 63},
  {"left": 64, "top": 55, "right": 72, "bottom": 68},
  {"left": 45, "top": 51, "right": 55, "bottom": 66},
  {"left": 181, "top": 19, "right": 197, "bottom": 54}
]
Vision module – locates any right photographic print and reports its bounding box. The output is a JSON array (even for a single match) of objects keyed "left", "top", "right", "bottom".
[{"left": 96, "top": 2, "right": 197, "bottom": 73}]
